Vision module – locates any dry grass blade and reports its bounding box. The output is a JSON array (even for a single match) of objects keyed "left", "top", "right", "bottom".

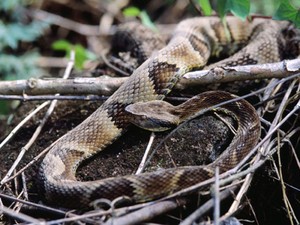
[{"left": 0, "top": 101, "right": 49, "bottom": 151}]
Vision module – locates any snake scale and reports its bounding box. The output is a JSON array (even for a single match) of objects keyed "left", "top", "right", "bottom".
[{"left": 39, "top": 17, "right": 295, "bottom": 208}]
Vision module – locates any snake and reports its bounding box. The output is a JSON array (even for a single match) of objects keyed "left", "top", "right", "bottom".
[{"left": 39, "top": 17, "right": 295, "bottom": 208}]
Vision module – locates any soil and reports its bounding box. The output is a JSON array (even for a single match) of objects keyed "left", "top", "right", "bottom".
[{"left": 0, "top": 96, "right": 233, "bottom": 203}]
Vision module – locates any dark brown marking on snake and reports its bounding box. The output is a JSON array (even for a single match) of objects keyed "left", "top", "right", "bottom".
[
  {"left": 104, "top": 102, "right": 131, "bottom": 129},
  {"left": 222, "top": 54, "right": 259, "bottom": 67},
  {"left": 147, "top": 61, "right": 179, "bottom": 95},
  {"left": 188, "top": 32, "right": 212, "bottom": 56}
]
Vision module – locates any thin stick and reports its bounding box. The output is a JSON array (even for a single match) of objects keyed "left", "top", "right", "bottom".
[
  {"left": 180, "top": 188, "right": 235, "bottom": 225},
  {"left": 29, "top": 8, "right": 100, "bottom": 36},
  {"left": 103, "top": 198, "right": 187, "bottom": 225},
  {"left": 0, "top": 76, "right": 127, "bottom": 96},
  {"left": 0, "top": 205, "right": 43, "bottom": 224},
  {"left": 213, "top": 167, "right": 220, "bottom": 225},
  {"left": 35, "top": 201, "right": 158, "bottom": 225},
  {"left": 226, "top": 169, "right": 254, "bottom": 215},
  {"left": 0, "top": 101, "right": 49, "bottom": 151},
  {"left": 179, "top": 58, "right": 300, "bottom": 89},
  {"left": 136, "top": 132, "right": 156, "bottom": 174},
  {"left": 0, "top": 94, "right": 109, "bottom": 101},
  {"left": 0, "top": 192, "right": 68, "bottom": 216},
  {"left": 277, "top": 137, "right": 296, "bottom": 225}
]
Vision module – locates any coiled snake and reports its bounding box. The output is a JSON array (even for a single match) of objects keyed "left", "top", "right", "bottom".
[{"left": 39, "top": 17, "right": 294, "bottom": 207}]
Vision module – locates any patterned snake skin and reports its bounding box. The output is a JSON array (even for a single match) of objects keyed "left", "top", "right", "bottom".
[{"left": 39, "top": 17, "right": 294, "bottom": 207}]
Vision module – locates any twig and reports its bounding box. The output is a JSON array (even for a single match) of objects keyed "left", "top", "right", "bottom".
[
  {"left": 0, "top": 76, "right": 127, "bottom": 96},
  {"left": 104, "top": 198, "right": 187, "bottom": 225},
  {"left": 0, "top": 94, "right": 108, "bottom": 101},
  {"left": 136, "top": 132, "right": 156, "bottom": 174},
  {"left": 180, "top": 188, "right": 235, "bottom": 225},
  {"left": 28, "top": 8, "right": 175, "bottom": 36},
  {"left": 178, "top": 58, "right": 300, "bottom": 89},
  {"left": 213, "top": 167, "right": 220, "bottom": 225},
  {"left": 0, "top": 205, "right": 43, "bottom": 224},
  {"left": 35, "top": 201, "right": 159, "bottom": 225},
  {"left": 277, "top": 138, "right": 297, "bottom": 225},
  {"left": 0, "top": 192, "right": 68, "bottom": 217},
  {"left": 1, "top": 143, "right": 54, "bottom": 185},
  {"left": 29, "top": 9, "right": 101, "bottom": 36},
  {"left": 233, "top": 92, "right": 299, "bottom": 172},
  {"left": 226, "top": 168, "right": 254, "bottom": 216},
  {"left": 0, "top": 101, "right": 49, "bottom": 151},
  {"left": 13, "top": 172, "right": 29, "bottom": 212}
]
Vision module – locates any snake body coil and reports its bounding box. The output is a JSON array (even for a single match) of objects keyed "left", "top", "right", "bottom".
[{"left": 40, "top": 17, "right": 291, "bottom": 207}]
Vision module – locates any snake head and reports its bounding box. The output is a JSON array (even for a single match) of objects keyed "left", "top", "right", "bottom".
[{"left": 125, "top": 100, "right": 180, "bottom": 132}]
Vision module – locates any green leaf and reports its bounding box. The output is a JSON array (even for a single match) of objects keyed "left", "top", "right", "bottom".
[
  {"left": 140, "top": 11, "right": 158, "bottom": 32},
  {"left": 228, "top": 0, "right": 250, "bottom": 20},
  {"left": 274, "top": 1, "right": 300, "bottom": 28},
  {"left": 51, "top": 40, "right": 72, "bottom": 52},
  {"left": 123, "top": 7, "right": 157, "bottom": 32},
  {"left": 0, "top": 52, "right": 42, "bottom": 80},
  {"left": 73, "top": 45, "right": 97, "bottom": 69},
  {"left": 197, "top": 0, "right": 212, "bottom": 16},
  {"left": 52, "top": 40, "right": 97, "bottom": 70},
  {"left": 217, "top": 0, "right": 250, "bottom": 20},
  {"left": 217, "top": 0, "right": 227, "bottom": 19},
  {"left": 123, "top": 7, "right": 141, "bottom": 17},
  {"left": 0, "top": 20, "right": 49, "bottom": 50}
]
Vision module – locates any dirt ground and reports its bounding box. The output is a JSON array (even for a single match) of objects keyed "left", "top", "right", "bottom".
[{"left": 0, "top": 97, "right": 233, "bottom": 194}]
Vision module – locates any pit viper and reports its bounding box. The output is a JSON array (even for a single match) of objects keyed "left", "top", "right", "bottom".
[{"left": 39, "top": 16, "right": 295, "bottom": 207}]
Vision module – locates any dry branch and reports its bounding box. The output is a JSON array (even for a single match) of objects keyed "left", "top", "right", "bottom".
[
  {"left": 29, "top": 9, "right": 101, "bottom": 36},
  {"left": 104, "top": 198, "right": 187, "bottom": 225},
  {"left": 0, "top": 205, "right": 42, "bottom": 224},
  {"left": 0, "top": 76, "right": 127, "bottom": 96},
  {"left": 178, "top": 58, "right": 300, "bottom": 89},
  {"left": 0, "top": 59, "right": 299, "bottom": 98}
]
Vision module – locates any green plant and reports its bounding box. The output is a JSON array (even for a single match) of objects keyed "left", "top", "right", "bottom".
[
  {"left": 122, "top": 6, "right": 158, "bottom": 32},
  {"left": 51, "top": 40, "right": 97, "bottom": 70},
  {"left": 0, "top": 0, "right": 49, "bottom": 80},
  {"left": 196, "top": 0, "right": 300, "bottom": 27},
  {"left": 274, "top": 1, "right": 300, "bottom": 27}
]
